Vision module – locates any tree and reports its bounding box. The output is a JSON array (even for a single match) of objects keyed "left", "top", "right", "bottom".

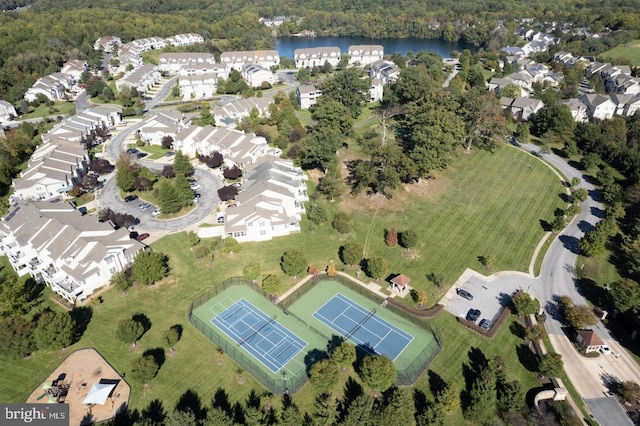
[
  {"left": 199, "top": 152, "right": 224, "bottom": 169},
  {"left": 359, "top": 354, "right": 397, "bottom": 391},
  {"left": 377, "top": 387, "right": 415, "bottom": 426},
  {"left": 132, "top": 251, "right": 169, "bottom": 286},
  {"left": 317, "top": 164, "right": 345, "bottom": 201},
  {"left": 90, "top": 158, "right": 114, "bottom": 174},
  {"left": 166, "top": 409, "right": 198, "bottom": 426},
  {"left": 156, "top": 178, "right": 183, "bottom": 214},
  {"left": 280, "top": 396, "right": 304, "bottom": 426},
  {"left": 564, "top": 305, "right": 598, "bottom": 329},
  {"left": 116, "top": 319, "right": 144, "bottom": 346},
  {"left": 331, "top": 340, "right": 356, "bottom": 369},
  {"left": 399, "top": 229, "right": 418, "bottom": 249},
  {"left": 33, "top": 310, "right": 75, "bottom": 350},
  {"left": 174, "top": 174, "right": 194, "bottom": 206},
  {"left": 418, "top": 290, "right": 428, "bottom": 307},
  {"left": 435, "top": 381, "right": 459, "bottom": 414},
  {"left": 609, "top": 278, "right": 640, "bottom": 314},
  {"left": 262, "top": 274, "right": 282, "bottom": 295},
  {"left": 340, "top": 242, "right": 363, "bottom": 267},
  {"left": 365, "top": 257, "right": 388, "bottom": 280},
  {"left": 164, "top": 325, "right": 181, "bottom": 351},
  {"left": 161, "top": 135, "right": 174, "bottom": 149},
  {"left": 572, "top": 187, "right": 588, "bottom": 203},
  {"left": 0, "top": 316, "right": 35, "bottom": 359},
  {"left": 243, "top": 261, "right": 261, "bottom": 284},
  {"left": 217, "top": 185, "right": 238, "bottom": 201},
  {"left": 386, "top": 227, "right": 398, "bottom": 247},
  {"left": 309, "top": 359, "right": 339, "bottom": 393},
  {"left": 173, "top": 151, "right": 193, "bottom": 176},
  {"left": 0, "top": 275, "right": 32, "bottom": 317},
  {"left": 340, "top": 393, "right": 374, "bottom": 426},
  {"left": 317, "top": 68, "right": 371, "bottom": 119},
  {"left": 326, "top": 261, "right": 336, "bottom": 277},
  {"left": 511, "top": 292, "right": 537, "bottom": 316},
  {"left": 307, "top": 202, "right": 329, "bottom": 225},
  {"left": 280, "top": 250, "right": 308, "bottom": 277},
  {"left": 203, "top": 407, "right": 234, "bottom": 426},
  {"left": 461, "top": 88, "right": 509, "bottom": 151},
  {"left": 332, "top": 212, "right": 351, "bottom": 234},
  {"left": 551, "top": 215, "right": 566, "bottom": 232},
  {"left": 130, "top": 354, "right": 160, "bottom": 383},
  {"left": 116, "top": 161, "right": 138, "bottom": 192},
  {"left": 463, "top": 364, "right": 497, "bottom": 423},
  {"left": 311, "top": 393, "right": 338, "bottom": 426},
  {"left": 223, "top": 165, "right": 242, "bottom": 180},
  {"left": 496, "top": 379, "right": 524, "bottom": 419},
  {"left": 415, "top": 400, "right": 445, "bottom": 426},
  {"left": 538, "top": 352, "right": 563, "bottom": 378},
  {"left": 611, "top": 381, "right": 640, "bottom": 404}
]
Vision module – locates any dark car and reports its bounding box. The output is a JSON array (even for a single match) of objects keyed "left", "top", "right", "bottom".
[
  {"left": 479, "top": 319, "right": 492, "bottom": 330},
  {"left": 136, "top": 152, "right": 148, "bottom": 159},
  {"left": 466, "top": 309, "right": 481, "bottom": 322},
  {"left": 126, "top": 148, "right": 138, "bottom": 154},
  {"left": 456, "top": 288, "right": 473, "bottom": 301},
  {"left": 165, "top": 151, "right": 175, "bottom": 157},
  {"left": 134, "top": 233, "right": 150, "bottom": 242},
  {"left": 124, "top": 195, "right": 138, "bottom": 202}
]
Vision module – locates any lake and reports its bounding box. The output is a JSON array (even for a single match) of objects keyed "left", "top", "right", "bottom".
[{"left": 275, "top": 36, "right": 475, "bottom": 60}]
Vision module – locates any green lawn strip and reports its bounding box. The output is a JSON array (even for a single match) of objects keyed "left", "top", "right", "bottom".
[
  {"left": 600, "top": 40, "right": 640, "bottom": 66},
  {"left": 542, "top": 337, "right": 598, "bottom": 425},
  {"left": 20, "top": 101, "right": 76, "bottom": 119},
  {"left": 139, "top": 144, "right": 171, "bottom": 159}
]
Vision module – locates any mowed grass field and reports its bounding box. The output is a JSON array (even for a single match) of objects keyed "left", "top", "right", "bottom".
[
  {"left": 0, "top": 145, "right": 564, "bottom": 421},
  {"left": 600, "top": 40, "right": 640, "bottom": 66}
]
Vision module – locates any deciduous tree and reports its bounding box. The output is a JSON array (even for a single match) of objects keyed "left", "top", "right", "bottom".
[
  {"left": 33, "top": 309, "right": 75, "bottom": 350},
  {"left": 309, "top": 359, "right": 339, "bottom": 394},
  {"left": 280, "top": 250, "right": 308, "bottom": 277},
  {"left": 365, "top": 257, "right": 388, "bottom": 280},
  {"left": 262, "top": 274, "right": 282, "bottom": 295},
  {"left": 340, "top": 242, "right": 363, "bottom": 267},
  {"left": 538, "top": 352, "right": 563, "bottom": 378},
  {"left": 243, "top": 261, "right": 261, "bottom": 284},
  {"left": 331, "top": 340, "right": 356, "bottom": 370},
  {"left": 131, "top": 251, "right": 169, "bottom": 286},
  {"left": 116, "top": 319, "right": 144, "bottom": 346},
  {"left": 511, "top": 292, "right": 537, "bottom": 316},
  {"left": 130, "top": 354, "right": 159, "bottom": 383},
  {"left": 359, "top": 354, "right": 397, "bottom": 391}
]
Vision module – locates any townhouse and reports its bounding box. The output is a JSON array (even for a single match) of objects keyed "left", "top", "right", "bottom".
[
  {"left": 178, "top": 74, "right": 218, "bottom": 100},
  {"left": 348, "top": 45, "right": 384, "bottom": 66},
  {"left": 579, "top": 94, "right": 617, "bottom": 120},
  {"left": 220, "top": 50, "right": 280, "bottom": 71},
  {"left": 500, "top": 97, "right": 544, "bottom": 121},
  {"left": 138, "top": 110, "right": 191, "bottom": 145},
  {"left": 241, "top": 64, "right": 276, "bottom": 88},
  {"left": 0, "top": 199, "right": 146, "bottom": 303},
  {"left": 212, "top": 96, "right": 273, "bottom": 128},
  {"left": 296, "top": 85, "right": 322, "bottom": 109},
  {"left": 42, "top": 106, "right": 122, "bottom": 145},
  {"left": 0, "top": 100, "right": 17, "bottom": 121},
  {"left": 116, "top": 64, "right": 161, "bottom": 95},
  {"left": 60, "top": 60, "right": 88, "bottom": 81},
  {"left": 25, "top": 73, "right": 75, "bottom": 102},
  {"left": 294, "top": 47, "right": 341, "bottom": 69},
  {"left": 93, "top": 36, "right": 122, "bottom": 53},
  {"left": 557, "top": 99, "right": 589, "bottom": 123},
  {"left": 158, "top": 53, "right": 217, "bottom": 75},
  {"left": 369, "top": 59, "right": 400, "bottom": 84},
  {"left": 164, "top": 33, "right": 204, "bottom": 47}
]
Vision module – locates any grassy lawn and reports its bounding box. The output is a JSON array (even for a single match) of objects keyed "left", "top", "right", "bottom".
[
  {"left": 0, "top": 144, "right": 565, "bottom": 421},
  {"left": 139, "top": 143, "right": 172, "bottom": 159},
  {"left": 20, "top": 101, "right": 76, "bottom": 119},
  {"left": 600, "top": 40, "right": 640, "bottom": 66}
]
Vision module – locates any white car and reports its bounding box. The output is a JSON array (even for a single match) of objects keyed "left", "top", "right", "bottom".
[
  {"left": 152, "top": 209, "right": 161, "bottom": 217},
  {"left": 600, "top": 345, "right": 612, "bottom": 355},
  {"left": 190, "top": 182, "right": 200, "bottom": 190}
]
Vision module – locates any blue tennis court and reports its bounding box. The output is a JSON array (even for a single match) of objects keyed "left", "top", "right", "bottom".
[
  {"left": 210, "top": 298, "right": 307, "bottom": 373},
  {"left": 313, "top": 293, "right": 414, "bottom": 360}
]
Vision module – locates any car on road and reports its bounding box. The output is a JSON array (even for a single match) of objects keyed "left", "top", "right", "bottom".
[
  {"left": 466, "top": 309, "right": 481, "bottom": 322},
  {"left": 190, "top": 182, "right": 200, "bottom": 190},
  {"left": 124, "top": 195, "right": 138, "bottom": 202},
  {"left": 139, "top": 202, "right": 152, "bottom": 211},
  {"left": 134, "top": 233, "right": 150, "bottom": 242},
  {"left": 456, "top": 288, "right": 474, "bottom": 301},
  {"left": 217, "top": 215, "right": 225, "bottom": 224},
  {"left": 194, "top": 193, "right": 201, "bottom": 198},
  {"left": 600, "top": 345, "right": 612, "bottom": 355},
  {"left": 479, "top": 319, "right": 492, "bottom": 330}
]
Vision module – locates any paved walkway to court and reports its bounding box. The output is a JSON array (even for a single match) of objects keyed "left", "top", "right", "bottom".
[{"left": 276, "top": 272, "right": 388, "bottom": 304}]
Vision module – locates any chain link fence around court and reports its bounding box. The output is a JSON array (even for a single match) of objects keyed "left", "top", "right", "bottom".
[
  {"left": 189, "top": 277, "right": 307, "bottom": 395},
  {"left": 279, "top": 274, "right": 443, "bottom": 386},
  {"left": 189, "top": 275, "right": 443, "bottom": 389}
]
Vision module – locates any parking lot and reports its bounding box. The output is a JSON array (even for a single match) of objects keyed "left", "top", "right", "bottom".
[{"left": 444, "top": 268, "right": 535, "bottom": 328}]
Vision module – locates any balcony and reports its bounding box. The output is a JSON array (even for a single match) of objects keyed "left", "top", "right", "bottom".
[{"left": 53, "top": 277, "right": 82, "bottom": 295}]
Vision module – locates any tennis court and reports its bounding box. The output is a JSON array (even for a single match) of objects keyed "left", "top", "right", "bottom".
[
  {"left": 210, "top": 298, "right": 307, "bottom": 373},
  {"left": 313, "top": 293, "right": 414, "bottom": 361}
]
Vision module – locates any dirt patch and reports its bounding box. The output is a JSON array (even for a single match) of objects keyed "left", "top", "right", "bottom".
[{"left": 404, "top": 172, "right": 451, "bottom": 201}]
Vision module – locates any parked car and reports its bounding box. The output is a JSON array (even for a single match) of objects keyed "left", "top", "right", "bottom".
[
  {"left": 479, "top": 319, "right": 492, "bottom": 330},
  {"left": 165, "top": 151, "right": 175, "bottom": 157},
  {"left": 126, "top": 148, "right": 138, "bottom": 154},
  {"left": 136, "top": 152, "right": 148, "bottom": 159},
  {"left": 134, "top": 233, "right": 150, "bottom": 242},
  {"left": 151, "top": 209, "right": 161, "bottom": 217},
  {"left": 124, "top": 195, "right": 138, "bottom": 203},
  {"left": 139, "top": 202, "right": 151, "bottom": 211},
  {"left": 194, "top": 193, "right": 201, "bottom": 198},
  {"left": 600, "top": 345, "right": 612, "bottom": 355},
  {"left": 466, "top": 309, "right": 481, "bottom": 322},
  {"left": 217, "top": 215, "right": 225, "bottom": 224},
  {"left": 456, "top": 288, "right": 473, "bottom": 301},
  {"left": 190, "top": 182, "right": 200, "bottom": 190},
  {"left": 192, "top": 198, "right": 199, "bottom": 204}
]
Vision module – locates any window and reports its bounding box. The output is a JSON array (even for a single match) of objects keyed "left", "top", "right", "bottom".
[{"left": 260, "top": 230, "right": 266, "bottom": 236}]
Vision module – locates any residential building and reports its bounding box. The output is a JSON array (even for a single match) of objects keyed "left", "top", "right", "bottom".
[
  {"left": 488, "top": 77, "right": 527, "bottom": 97},
  {"left": 558, "top": 98, "right": 589, "bottom": 123},
  {"left": 212, "top": 96, "right": 273, "bottom": 128},
  {"left": 348, "top": 45, "right": 384, "bottom": 66},
  {"left": 605, "top": 74, "right": 640, "bottom": 95},
  {"left": 93, "top": 36, "right": 122, "bottom": 52},
  {"left": 138, "top": 110, "right": 191, "bottom": 145},
  {"left": 0, "top": 199, "right": 146, "bottom": 303},
  {"left": 25, "top": 73, "right": 75, "bottom": 102},
  {"left": 296, "top": 85, "right": 322, "bottom": 110},
  {"left": 128, "top": 37, "right": 167, "bottom": 52},
  {"left": 42, "top": 106, "right": 122, "bottom": 145},
  {"left": 158, "top": 53, "right": 217, "bottom": 74},
  {"left": 294, "top": 47, "right": 341, "bottom": 69},
  {"left": 164, "top": 33, "right": 204, "bottom": 47},
  {"left": 114, "top": 44, "right": 144, "bottom": 73},
  {"left": 179, "top": 62, "right": 228, "bottom": 79},
  {"left": 500, "top": 97, "right": 544, "bottom": 121},
  {"left": 0, "top": 100, "right": 17, "bottom": 122},
  {"left": 370, "top": 79, "right": 384, "bottom": 102},
  {"left": 220, "top": 50, "right": 280, "bottom": 71},
  {"left": 173, "top": 125, "right": 278, "bottom": 166},
  {"left": 259, "top": 16, "right": 292, "bottom": 27},
  {"left": 60, "top": 60, "right": 88, "bottom": 80},
  {"left": 241, "top": 64, "right": 276, "bottom": 88},
  {"left": 178, "top": 74, "right": 218, "bottom": 100},
  {"left": 222, "top": 159, "right": 307, "bottom": 242},
  {"left": 12, "top": 138, "right": 89, "bottom": 201},
  {"left": 611, "top": 94, "right": 640, "bottom": 117},
  {"left": 579, "top": 94, "right": 616, "bottom": 120},
  {"left": 116, "top": 64, "right": 161, "bottom": 95},
  {"left": 369, "top": 60, "right": 400, "bottom": 84}
]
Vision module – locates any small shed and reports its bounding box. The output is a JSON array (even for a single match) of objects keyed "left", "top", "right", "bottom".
[
  {"left": 575, "top": 329, "right": 604, "bottom": 353},
  {"left": 390, "top": 274, "right": 411, "bottom": 293}
]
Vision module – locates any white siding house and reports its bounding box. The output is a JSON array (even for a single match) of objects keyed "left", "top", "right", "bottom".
[
  {"left": 116, "top": 64, "right": 161, "bottom": 95},
  {"left": 294, "top": 47, "right": 341, "bottom": 69},
  {"left": 296, "top": 85, "right": 322, "bottom": 109},
  {"left": 241, "top": 64, "right": 276, "bottom": 88},
  {"left": 348, "top": 45, "right": 384, "bottom": 66}
]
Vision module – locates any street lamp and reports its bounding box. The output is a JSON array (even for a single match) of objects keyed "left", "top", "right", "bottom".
[{"left": 281, "top": 371, "right": 288, "bottom": 395}]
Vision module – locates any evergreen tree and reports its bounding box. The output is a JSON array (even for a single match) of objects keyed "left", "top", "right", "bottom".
[
  {"left": 399, "top": 229, "right": 418, "bottom": 249},
  {"left": 243, "top": 261, "right": 261, "bottom": 284},
  {"left": 359, "top": 354, "right": 397, "bottom": 391},
  {"left": 280, "top": 250, "right": 308, "bottom": 277},
  {"left": 174, "top": 174, "right": 195, "bottom": 207},
  {"left": 463, "top": 364, "right": 497, "bottom": 424},
  {"left": 261, "top": 274, "right": 282, "bottom": 295},
  {"left": 312, "top": 393, "right": 337, "bottom": 426},
  {"left": 365, "top": 257, "right": 388, "bottom": 280},
  {"left": 318, "top": 164, "right": 345, "bottom": 201},
  {"left": 280, "top": 396, "right": 304, "bottom": 426},
  {"left": 173, "top": 151, "right": 193, "bottom": 176},
  {"left": 33, "top": 310, "right": 75, "bottom": 350},
  {"left": 131, "top": 251, "right": 169, "bottom": 286},
  {"left": 130, "top": 354, "right": 159, "bottom": 383},
  {"left": 0, "top": 275, "right": 32, "bottom": 317},
  {"left": 377, "top": 387, "right": 415, "bottom": 426},
  {"left": 0, "top": 316, "right": 35, "bottom": 359},
  {"left": 341, "top": 393, "right": 374, "bottom": 426},
  {"left": 415, "top": 400, "right": 445, "bottom": 426},
  {"left": 157, "top": 179, "right": 183, "bottom": 214},
  {"left": 309, "top": 359, "right": 339, "bottom": 394},
  {"left": 116, "top": 319, "right": 144, "bottom": 346}
]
